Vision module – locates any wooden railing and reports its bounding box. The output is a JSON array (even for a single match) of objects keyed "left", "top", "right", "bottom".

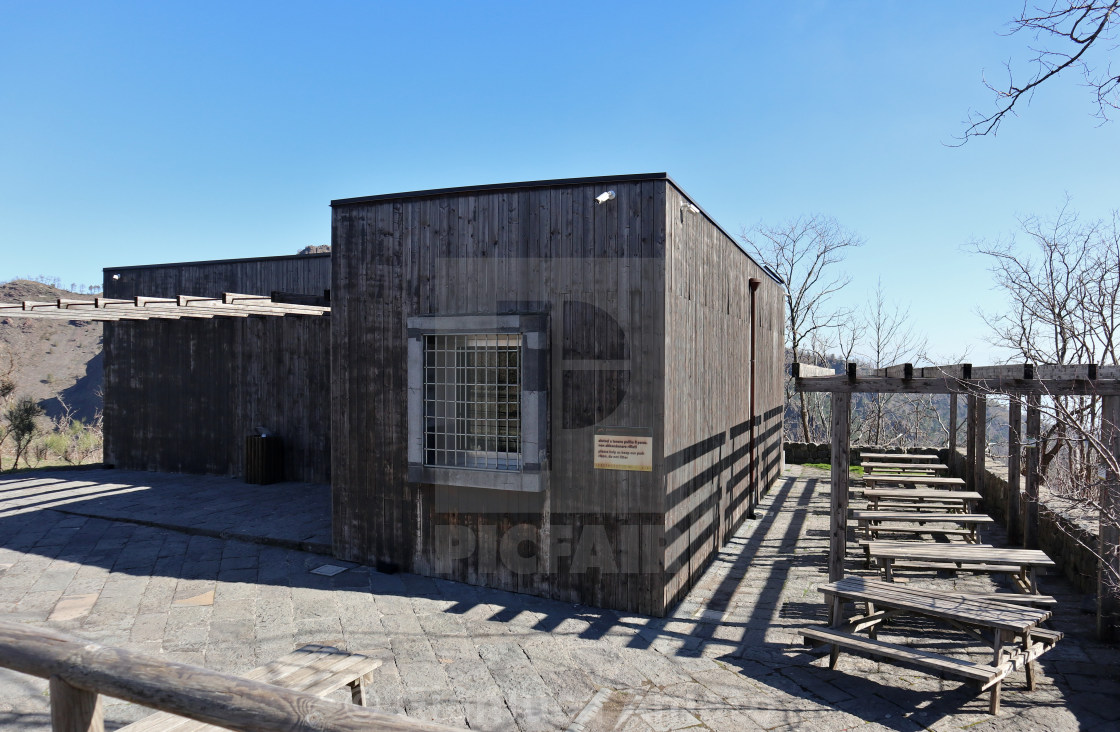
[{"left": 0, "top": 620, "right": 455, "bottom": 732}]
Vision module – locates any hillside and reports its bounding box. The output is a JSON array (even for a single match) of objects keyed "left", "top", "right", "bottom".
[{"left": 0, "top": 280, "right": 103, "bottom": 422}]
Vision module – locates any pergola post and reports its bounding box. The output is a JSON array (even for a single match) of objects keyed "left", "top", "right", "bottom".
[
  {"left": 973, "top": 396, "right": 987, "bottom": 497},
  {"left": 1099, "top": 395, "right": 1120, "bottom": 641},
  {"left": 965, "top": 395, "right": 977, "bottom": 492},
  {"left": 948, "top": 392, "right": 958, "bottom": 459},
  {"left": 829, "top": 391, "right": 851, "bottom": 584},
  {"left": 1023, "top": 394, "right": 1041, "bottom": 549},
  {"left": 1007, "top": 397, "right": 1022, "bottom": 544}
]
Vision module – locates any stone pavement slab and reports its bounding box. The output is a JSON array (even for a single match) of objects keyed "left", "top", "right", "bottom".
[
  {"left": 0, "top": 468, "right": 330, "bottom": 553},
  {"left": 1, "top": 465, "right": 1118, "bottom": 730}
]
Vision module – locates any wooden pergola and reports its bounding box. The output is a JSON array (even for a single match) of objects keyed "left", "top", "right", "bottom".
[
  {"left": 793, "top": 362, "right": 1120, "bottom": 638},
  {"left": 0, "top": 292, "right": 330, "bottom": 321}
]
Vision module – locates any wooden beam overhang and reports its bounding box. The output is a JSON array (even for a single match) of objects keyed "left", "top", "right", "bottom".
[
  {"left": 793, "top": 362, "right": 1120, "bottom": 396},
  {"left": 794, "top": 375, "right": 1120, "bottom": 396},
  {"left": 0, "top": 293, "right": 331, "bottom": 323}
]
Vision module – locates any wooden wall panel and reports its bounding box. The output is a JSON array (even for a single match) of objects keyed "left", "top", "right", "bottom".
[
  {"left": 104, "top": 254, "right": 330, "bottom": 300},
  {"left": 661, "top": 184, "right": 785, "bottom": 611},
  {"left": 102, "top": 255, "right": 331, "bottom": 483},
  {"left": 333, "top": 180, "right": 668, "bottom": 614},
  {"left": 332, "top": 177, "right": 783, "bottom": 615}
]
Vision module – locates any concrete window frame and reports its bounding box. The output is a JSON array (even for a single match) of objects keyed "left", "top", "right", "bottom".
[{"left": 407, "top": 314, "right": 548, "bottom": 492}]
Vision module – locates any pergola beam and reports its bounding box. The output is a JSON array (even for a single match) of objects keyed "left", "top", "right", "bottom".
[
  {"left": 790, "top": 362, "right": 836, "bottom": 378},
  {"left": 795, "top": 375, "right": 1120, "bottom": 396},
  {"left": 0, "top": 292, "right": 331, "bottom": 323},
  {"left": 874, "top": 363, "right": 913, "bottom": 378}
]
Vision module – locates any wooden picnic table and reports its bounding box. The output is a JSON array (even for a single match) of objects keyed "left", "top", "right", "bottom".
[
  {"left": 859, "top": 453, "right": 939, "bottom": 462},
  {"left": 862, "top": 488, "right": 981, "bottom": 513},
  {"left": 863, "top": 474, "right": 965, "bottom": 489},
  {"left": 850, "top": 510, "right": 994, "bottom": 542},
  {"left": 866, "top": 540, "right": 1056, "bottom": 593},
  {"left": 803, "top": 576, "right": 1061, "bottom": 714},
  {"left": 861, "top": 461, "right": 947, "bottom": 474}
]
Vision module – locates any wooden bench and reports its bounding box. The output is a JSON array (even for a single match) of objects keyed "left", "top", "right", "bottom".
[
  {"left": 863, "top": 475, "right": 966, "bottom": 489},
  {"left": 119, "top": 644, "right": 382, "bottom": 731},
  {"left": 803, "top": 577, "right": 1061, "bottom": 714},
  {"left": 871, "top": 501, "right": 966, "bottom": 512},
  {"left": 862, "top": 462, "right": 948, "bottom": 474},
  {"left": 863, "top": 488, "right": 980, "bottom": 513},
  {"left": 866, "top": 541, "right": 1056, "bottom": 593},
  {"left": 961, "top": 593, "right": 1058, "bottom": 607},
  {"left": 851, "top": 510, "right": 994, "bottom": 542},
  {"left": 802, "top": 626, "right": 1002, "bottom": 684},
  {"left": 855, "top": 539, "right": 997, "bottom": 569},
  {"left": 860, "top": 453, "right": 939, "bottom": 462}
]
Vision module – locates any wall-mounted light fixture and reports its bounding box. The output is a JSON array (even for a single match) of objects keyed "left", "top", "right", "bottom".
[
  {"left": 681, "top": 202, "right": 700, "bottom": 215},
  {"left": 112, "top": 274, "right": 121, "bottom": 280},
  {"left": 595, "top": 190, "right": 616, "bottom": 205}
]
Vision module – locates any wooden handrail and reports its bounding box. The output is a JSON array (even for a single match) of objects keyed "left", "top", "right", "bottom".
[{"left": 0, "top": 620, "right": 455, "bottom": 732}]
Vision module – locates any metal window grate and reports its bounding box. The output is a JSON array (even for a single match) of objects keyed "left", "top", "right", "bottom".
[{"left": 424, "top": 333, "right": 522, "bottom": 471}]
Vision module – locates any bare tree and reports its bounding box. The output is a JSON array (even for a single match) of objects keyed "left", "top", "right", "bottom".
[
  {"left": 975, "top": 202, "right": 1120, "bottom": 477},
  {"left": 854, "top": 280, "right": 928, "bottom": 445},
  {"left": 976, "top": 202, "right": 1120, "bottom": 634},
  {"left": 965, "top": 1, "right": 1120, "bottom": 139},
  {"left": 742, "top": 215, "right": 862, "bottom": 441}
]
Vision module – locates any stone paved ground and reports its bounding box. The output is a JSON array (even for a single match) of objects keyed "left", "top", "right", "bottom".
[
  {"left": 1, "top": 465, "right": 1119, "bottom": 730},
  {"left": 0, "top": 468, "right": 331, "bottom": 552}
]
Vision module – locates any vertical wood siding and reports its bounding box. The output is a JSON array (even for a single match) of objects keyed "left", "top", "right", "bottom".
[
  {"left": 104, "top": 254, "right": 331, "bottom": 300},
  {"left": 661, "top": 184, "right": 785, "bottom": 611},
  {"left": 332, "top": 181, "right": 668, "bottom": 614},
  {"left": 333, "top": 178, "right": 784, "bottom": 616},
  {"left": 102, "top": 256, "right": 331, "bottom": 483}
]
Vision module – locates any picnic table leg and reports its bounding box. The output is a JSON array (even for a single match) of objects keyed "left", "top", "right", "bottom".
[
  {"left": 829, "top": 595, "right": 844, "bottom": 628},
  {"left": 1023, "top": 631, "right": 1037, "bottom": 691},
  {"left": 348, "top": 674, "right": 370, "bottom": 706},
  {"left": 990, "top": 630, "right": 1004, "bottom": 715},
  {"left": 1028, "top": 566, "right": 1039, "bottom": 595},
  {"left": 883, "top": 558, "right": 894, "bottom": 583},
  {"left": 867, "top": 601, "right": 879, "bottom": 639}
]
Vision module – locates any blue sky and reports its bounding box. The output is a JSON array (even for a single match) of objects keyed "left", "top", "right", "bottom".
[{"left": 2, "top": 1, "right": 1117, "bottom": 365}]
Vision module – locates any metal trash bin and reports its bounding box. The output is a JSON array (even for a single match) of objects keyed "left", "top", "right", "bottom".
[{"left": 245, "top": 434, "right": 284, "bottom": 484}]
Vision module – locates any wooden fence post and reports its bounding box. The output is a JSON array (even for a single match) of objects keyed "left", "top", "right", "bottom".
[
  {"left": 1007, "top": 397, "right": 1022, "bottom": 544},
  {"left": 1024, "top": 394, "right": 1041, "bottom": 549},
  {"left": 829, "top": 391, "right": 851, "bottom": 585},
  {"left": 50, "top": 676, "right": 103, "bottom": 732},
  {"left": 1099, "top": 395, "right": 1120, "bottom": 641},
  {"left": 948, "top": 393, "right": 958, "bottom": 458}
]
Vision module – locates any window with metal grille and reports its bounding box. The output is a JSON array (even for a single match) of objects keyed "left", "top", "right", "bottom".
[{"left": 424, "top": 333, "right": 522, "bottom": 471}]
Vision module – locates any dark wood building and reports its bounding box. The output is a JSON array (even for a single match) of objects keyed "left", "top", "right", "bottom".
[
  {"left": 102, "top": 254, "right": 331, "bottom": 483},
  {"left": 329, "top": 174, "right": 784, "bottom": 614},
  {"left": 102, "top": 174, "right": 784, "bottom": 615}
]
